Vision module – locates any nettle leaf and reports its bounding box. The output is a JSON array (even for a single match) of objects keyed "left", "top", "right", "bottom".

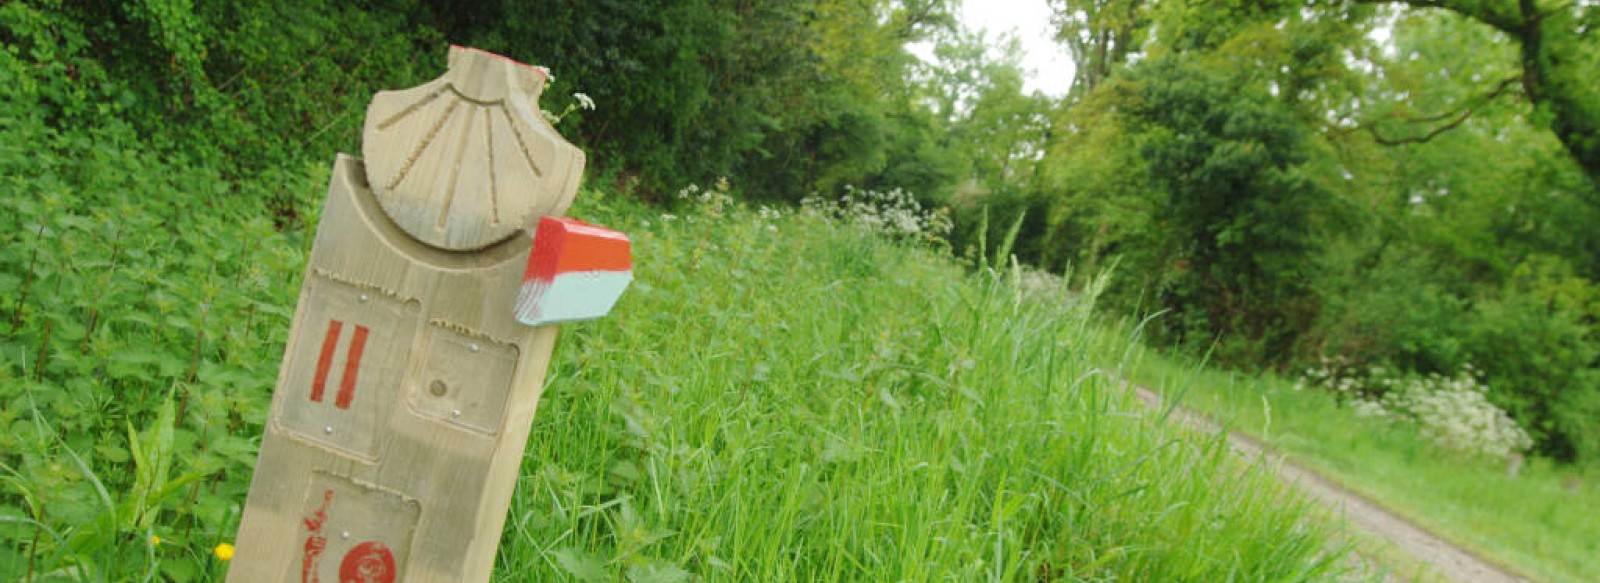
[
  {"left": 192, "top": 489, "right": 237, "bottom": 531},
  {"left": 255, "top": 303, "right": 294, "bottom": 320},
  {"left": 628, "top": 559, "right": 692, "bottom": 583},
  {"left": 209, "top": 434, "right": 258, "bottom": 468},
  {"left": 160, "top": 556, "right": 198, "bottom": 583},
  {"left": 0, "top": 272, "right": 21, "bottom": 294},
  {"left": 551, "top": 547, "right": 610, "bottom": 582},
  {"left": 54, "top": 214, "right": 93, "bottom": 232},
  {"left": 607, "top": 459, "right": 642, "bottom": 486},
  {"left": 93, "top": 442, "right": 129, "bottom": 465}
]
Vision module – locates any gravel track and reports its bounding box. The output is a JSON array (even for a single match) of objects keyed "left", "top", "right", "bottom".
[{"left": 1130, "top": 385, "right": 1528, "bottom": 583}]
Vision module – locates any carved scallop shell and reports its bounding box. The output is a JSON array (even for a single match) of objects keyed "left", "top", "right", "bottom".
[{"left": 362, "top": 46, "right": 585, "bottom": 251}]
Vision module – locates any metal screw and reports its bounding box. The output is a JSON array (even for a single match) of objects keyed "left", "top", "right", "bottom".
[
  {"left": 451, "top": 409, "right": 462, "bottom": 418},
  {"left": 324, "top": 426, "right": 334, "bottom": 435},
  {"left": 469, "top": 343, "right": 480, "bottom": 353},
  {"left": 341, "top": 531, "right": 350, "bottom": 540},
  {"left": 359, "top": 294, "right": 370, "bottom": 303},
  {"left": 429, "top": 379, "right": 448, "bottom": 397}
]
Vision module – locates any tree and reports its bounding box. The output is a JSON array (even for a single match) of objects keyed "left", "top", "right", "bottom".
[
  {"left": 1351, "top": 0, "right": 1600, "bottom": 190},
  {"left": 921, "top": 30, "right": 1053, "bottom": 188},
  {"left": 915, "top": 28, "right": 1057, "bottom": 261},
  {"left": 1048, "top": 0, "right": 1149, "bottom": 100},
  {"left": 1040, "top": 55, "right": 1332, "bottom": 365}
]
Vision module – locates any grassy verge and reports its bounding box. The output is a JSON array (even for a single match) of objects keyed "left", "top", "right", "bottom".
[
  {"left": 481, "top": 192, "right": 1367, "bottom": 581},
  {"left": 1120, "top": 343, "right": 1600, "bottom": 583}
]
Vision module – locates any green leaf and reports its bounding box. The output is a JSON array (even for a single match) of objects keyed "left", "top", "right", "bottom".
[
  {"left": 551, "top": 547, "right": 609, "bottom": 583},
  {"left": 628, "top": 559, "right": 692, "bottom": 583},
  {"left": 93, "top": 442, "right": 130, "bottom": 464},
  {"left": 127, "top": 394, "right": 177, "bottom": 530}
]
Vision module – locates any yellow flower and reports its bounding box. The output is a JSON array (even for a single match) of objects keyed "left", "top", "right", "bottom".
[
  {"left": 214, "top": 542, "right": 235, "bottom": 561},
  {"left": 150, "top": 535, "right": 161, "bottom": 546}
]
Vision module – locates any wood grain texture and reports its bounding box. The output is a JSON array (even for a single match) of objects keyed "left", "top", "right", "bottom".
[
  {"left": 362, "top": 45, "right": 585, "bottom": 251},
  {"left": 232, "top": 46, "right": 588, "bottom": 583},
  {"left": 228, "top": 155, "right": 564, "bottom": 582},
  {"left": 231, "top": 46, "right": 591, "bottom": 582}
]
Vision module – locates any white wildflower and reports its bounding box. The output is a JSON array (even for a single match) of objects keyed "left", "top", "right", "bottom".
[
  {"left": 800, "top": 186, "right": 951, "bottom": 242},
  {"left": 1298, "top": 360, "right": 1533, "bottom": 460}
]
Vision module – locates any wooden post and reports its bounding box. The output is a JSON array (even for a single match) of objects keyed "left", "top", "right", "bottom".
[{"left": 227, "top": 46, "right": 631, "bottom": 582}]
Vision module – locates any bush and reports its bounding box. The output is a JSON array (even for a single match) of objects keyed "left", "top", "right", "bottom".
[
  {"left": 1465, "top": 289, "right": 1600, "bottom": 463},
  {"left": 1298, "top": 363, "right": 1534, "bottom": 461},
  {"left": 1313, "top": 253, "right": 1471, "bottom": 376},
  {"left": 800, "top": 185, "right": 953, "bottom": 245}
]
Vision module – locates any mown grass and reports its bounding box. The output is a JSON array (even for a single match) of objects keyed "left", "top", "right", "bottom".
[{"left": 1122, "top": 346, "right": 1600, "bottom": 583}]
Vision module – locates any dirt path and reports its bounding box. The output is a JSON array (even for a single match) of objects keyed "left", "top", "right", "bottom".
[{"left": 1130, "top": 386, "right": 1527, "bottom": 583}]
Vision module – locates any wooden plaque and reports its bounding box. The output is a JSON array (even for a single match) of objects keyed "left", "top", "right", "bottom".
[{"left": 228, "top": 46, "right": 591, "bottom": 582}]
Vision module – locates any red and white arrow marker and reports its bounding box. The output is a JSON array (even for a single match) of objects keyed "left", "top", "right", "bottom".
[{"left": 515, "top": 217, "right": 633, "bottom": 326}]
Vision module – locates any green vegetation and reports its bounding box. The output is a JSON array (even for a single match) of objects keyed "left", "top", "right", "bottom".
[
  {"left": 1038, "top": 1, "right": 1600, "bottom": 466},
  {"left": 490, "top": 191, "right": 1355, "bottom": 581},
  {"left": 0, "top": 102, "right": 1364, "bottom": 578},
  {"left": 1122, "top": 349, "right": 1600, "bottom": 583},
  {"left": 4, "top": 0, "right": 1600, "bottom": 580}
]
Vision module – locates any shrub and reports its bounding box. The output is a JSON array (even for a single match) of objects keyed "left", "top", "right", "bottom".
[
  {"left": 1463, "top": 272, "right": 1600, "bottom": 463},
  {"left": 800, "top": 185, "right": 953, "bottom": 245},
  {"left": 1298, "top": 362, "right": 1534, "bottom": 461}
]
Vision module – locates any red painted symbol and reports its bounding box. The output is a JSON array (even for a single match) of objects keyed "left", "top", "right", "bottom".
[
  {"left": 299, "top": 490, "right": 399, "bottom": 583},
  {"left": 340, "top": 541, "right": 397, "bottom": 583},
  {"left": 302, "top": 489, "right": 335, "bottom": 583},
  {"left": 311, "top": 320, "right": 370, "bottom": 409}
]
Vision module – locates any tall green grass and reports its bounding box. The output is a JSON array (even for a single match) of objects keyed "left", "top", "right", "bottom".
[
  {"left": 487, "top": 194, "right": 1363, "bottom": 581},
  {"left": 1125, "top": 348, "right": 1600, "bottom": 583},
  {"left": 0, "top": 117, "right": 1367, "bottom": 579}
]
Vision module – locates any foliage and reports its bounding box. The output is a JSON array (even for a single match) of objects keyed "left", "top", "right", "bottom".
[
  {"left": 1128, "top": 348, "right": 1600, "bottom": 583},
  {"left": 800, "top": 185, "right": 954, "bottom": 245},
  {"left": 1048, "top": 0, "right": 1150, "bottom": 100},
  {"left": 488, "top": 190, "right": 1361, "bottom": 581},
  {"left": 1352, "top": 0, "right": 1600, "bottom": 189},
  {"left": 416, "top": 0, "right": 961, "bottom": 202},
  {"left": 1027, "top": 0, "right": 1600, "bottom": 464},
  {"left": 0, "top": 53, "right": 307, "bottom": 582},
  {"left": 1054, "top": 56, "right": 1332, "bottom": 366},
  {"left": 4, "top": 0, "right": 1600, "bottom": 577},
  {"left": 1295, "top": 8, "right": 1600, "bottom": 462},
  {"left": 1296, "top": 361, "right": 1534, "bottom": 460},
  {"left": 1463, "top": 282, "right": 1600, "bottom": 462},
  {"left": 914, "top": 27, "right": 1055, "bottom": 266},
  {"left": 0, "top": 124, "right": 1362, "bottom": 581}
]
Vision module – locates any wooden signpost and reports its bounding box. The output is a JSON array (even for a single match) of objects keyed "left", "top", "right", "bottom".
[{"left": 227, "top": 46, "right": 631, "bottom": 582}]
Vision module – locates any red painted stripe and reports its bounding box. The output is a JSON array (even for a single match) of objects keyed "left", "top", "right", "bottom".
[
  {"left": 523, "top": 217, "right": 632, "bottom": 284},
  {"left": 554, "top": 228, "right": 631, "bottom": 274},
  {"left": 336, "top": 326, "right": 370, "bottom": 409},
  {"left": 311, "top": 321, "right": 344, "bottom": 403}
]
